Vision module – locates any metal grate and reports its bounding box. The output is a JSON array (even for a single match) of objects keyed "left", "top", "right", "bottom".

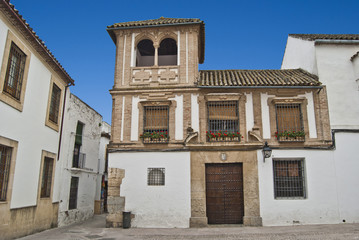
[
  {"left": 147, "top": 168, "right": 165, "bottom": 186},
  {"left": 142, "top": 106, "right": 169, "bottom": 143},
  {"left": 72, "top": 145, "right": 86, "bottom": 169},
  {"left": 3, "top": 42, "right": 26, "bottom": 100},
  {"left": 49, "top": 83, "right": 61, "bottom": 124},
  {"left": 275, "top": 104, "right": 304, "bottom": 142},
  {"left": 273, "top": 159, "right": 306, "bottom": 198},
  {"left": 69, "top": 177, "right": 79, "bottom": 209},
  {"left": 41, "top": 157, "right": 54, "bottom": 198},
  {"left": 0, "top": 145, "right": 12, "bottom": 201},
  {"left": 207, "top": 101, "right": 239, "bottom": 142}
]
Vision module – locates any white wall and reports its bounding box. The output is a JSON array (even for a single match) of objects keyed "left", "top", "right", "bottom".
[
  {"left": 109, "top": 152, "right": 191, "bottom": 228},
  {"left": 281, "top": 36, "right": 318, "bottom": 75},
  {"left": 56, "top": 93, "right": 103, "bottom": 226},
  {"left": 315, "top": 44, "right": 359, "bottom": 129},
  {"left": 0, "top": 17, "right": 60, "bottom": 209},
  {"left": 258, "top": 140, "right": 359, "bottom": 226},
  {"left": 333, "top": 132, "right": 359, "bottom": 223}
]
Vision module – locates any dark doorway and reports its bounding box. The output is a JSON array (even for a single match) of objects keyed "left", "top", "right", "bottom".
[{"left": 205, "top": 163, "right": 244, "bottom": 224}]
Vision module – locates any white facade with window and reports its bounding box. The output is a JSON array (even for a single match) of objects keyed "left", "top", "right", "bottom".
[
  {"left": 255, "top": 34, "right": 359, "bottom": 226},
  {"left": 56, "top": 93, "right": 104, "bottom": 226},
  {"left": 109, "top": 152, "right": 191, "bottom": 228}
]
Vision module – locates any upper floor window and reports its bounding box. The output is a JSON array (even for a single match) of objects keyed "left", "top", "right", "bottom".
[
  {"left": 3, "top": 42, "right": 26, "bottom": 100},
  {"left": 275, "top": 104, "right": 305, "bottom": 142},
  {"left": 207, "top": 101, "right": 240, "bottom": 142},
  {"left": 73, "top": 122, "right": 86, "bottom": 168},
  {"left": 136, "top": 38, "right": 177, "bottom": 67},
  {"left": 48, "top": 83, "right": 61, "bottom": 124},
  {"left": 141, "top": 106, "right": 169, "bottom": 143},
  {"left": 136, "top": 39, "right": 155, "bottom": 67},
  {"left": 0, "top": 145, "right": 12, "bottom": 201},
  {"left": 158, "top": 38, "right": 177, "bottom": 66},
  {"left": 273, "top": 159, "right": 306, "bottom": 198}
]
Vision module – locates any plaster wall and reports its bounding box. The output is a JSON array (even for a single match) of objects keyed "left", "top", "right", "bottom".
[
  {"left": 0, "top": 17, "right": 60, "bottom": 209},
  {"left": 315, "top": 44, "right": 359, "bottom": 129},
  {"left": 56, "top": 93, "right": 103, "bottom": 226},
  {"left": 281, "top": 37, "right": 318, "bottom": 75},
  {"left": 333, "top": 132, "right": 359, "bottom": 223},
  {"left": 258, "top": 138, "right": 359, "bottom": 226},
  {"left": 109, "top": 152, "right": 191, "bottom": 228}
]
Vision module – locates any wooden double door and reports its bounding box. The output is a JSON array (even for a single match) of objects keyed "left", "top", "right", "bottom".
[{"left": 205, "top": 163, "right": 244, "bottom": 224}]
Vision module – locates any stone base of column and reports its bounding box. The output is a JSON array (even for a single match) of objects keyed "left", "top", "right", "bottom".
[
  {"left": 190, "top": 217, "right": 208, "bottom": 228},
  {"left": 243, "top": 216, "right": 263, "bottom": 226}
]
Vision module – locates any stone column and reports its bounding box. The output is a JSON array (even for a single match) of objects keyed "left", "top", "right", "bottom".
[{"left": 106, "top": 168, "right": 125, "bottom": 228}]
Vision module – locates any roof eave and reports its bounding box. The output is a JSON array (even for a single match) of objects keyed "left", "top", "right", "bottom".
[{"left": 107, "top": 21, "right": 205, "bottom": 63}]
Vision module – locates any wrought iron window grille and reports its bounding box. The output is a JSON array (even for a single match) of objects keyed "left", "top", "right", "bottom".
[
  {"left": 207, "top": 101, "right": 240, "bottom": 142},
  {"left": 3, "top": 42, "right": 26, "bottom": 100},
  {"left": 275, "top": 104, "right": 305, "bottom": 142},
  {"left": 273, "top": 159, "right": 306, "bottom": 198},
  {"left": 0, "top": 145, "right": 12, "bottom": 201},
  {"left": 141, "top": 106, "right": 169, "bottom": 144},
  {"left": 147, "top": 168, "right": 165, "bottom": 186}
]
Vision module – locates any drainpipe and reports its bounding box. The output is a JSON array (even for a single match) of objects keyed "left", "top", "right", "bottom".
[{"left": 57, "top": 84, "right": 71, "bottom": 160}]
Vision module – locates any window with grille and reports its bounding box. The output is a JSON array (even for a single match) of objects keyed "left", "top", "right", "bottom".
[
  {"left": 3, "top": 42, "right": 26, "bottom": 100},
  {"left": 0, "top": 145, "right": 12, "bottom": 201},
  {"left": 41, "top": 157, "right": 54, "bottom": 198},
  {"left": 49, "top": 83, "right": 61, "bottom": 124},
  {"left": 273, "top": 159, "right": 306, "bottom": 198},
  {"left": 69, "top": 177, "right": 79, "bottom": 209},
  {"left": 275, "top": 104, "right": 304, "bottom": 142},
  {"left": 142, "top": 106, "right": 169, "bottom": 143},
  {"left": 147, "top": 168, "right": 165, "bottom": 186},
  {"left": 207, "top": 101, "right": 240, "bottom": 141}
]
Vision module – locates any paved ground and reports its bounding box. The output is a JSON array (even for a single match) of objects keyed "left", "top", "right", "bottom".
[{"left": 18, "top": 214, "right": 359, "bottom": 240}]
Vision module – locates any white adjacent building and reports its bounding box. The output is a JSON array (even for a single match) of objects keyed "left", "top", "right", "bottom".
[
  {"left": 56, "top": 93, "right": 108, "bottom": 226},
  {"left": 0, "top": 1, "right": 74, "bottom": 239}
]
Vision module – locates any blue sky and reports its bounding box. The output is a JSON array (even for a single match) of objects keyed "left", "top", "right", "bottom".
[{"left": 11, "top": 0, "right": 359, "bottom": 123}]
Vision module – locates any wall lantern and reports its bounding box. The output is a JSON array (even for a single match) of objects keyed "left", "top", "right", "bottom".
[{"left": 262, "top": 141, "right": 272, "bottom": 162}]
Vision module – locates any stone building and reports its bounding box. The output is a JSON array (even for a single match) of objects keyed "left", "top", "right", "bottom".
[
  {"left": 56, "top": 93, "right": 108, "bottom": 226},
  {"left": 105, "top": 17, "right": 340, "bottom": 228},
  {"left": 0, "top": 0, "right": 74, "bottom": 239}
]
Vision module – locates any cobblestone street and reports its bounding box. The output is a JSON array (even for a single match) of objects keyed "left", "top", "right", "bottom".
[{"left": 18, "top": 215, "right": 359, "bottom": 240}]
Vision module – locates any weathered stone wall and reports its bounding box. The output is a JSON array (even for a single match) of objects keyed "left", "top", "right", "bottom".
[{"left": 106, "top": 167, "right": 125, "bottom": 228}]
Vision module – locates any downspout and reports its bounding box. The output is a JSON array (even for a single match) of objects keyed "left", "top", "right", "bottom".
[{"left": 57, "top": 84, "right": 71, "bottom": 160}]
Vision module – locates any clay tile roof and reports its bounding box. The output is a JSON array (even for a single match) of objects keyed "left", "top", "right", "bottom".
[
  {"left": 197, "top": 69, "right": 320, "bottom": 87},
  {"left": 289, "top": 34, "right": 359, "bottom": 41},
  {"left": 0, "top": 0, "right": 74, "bottom": 85},
  {"left": 107, "top": 17, "right": 203, "bottom": 29},
  {"left": 107, "top": 17, "right": 205, "bottom": 64}
]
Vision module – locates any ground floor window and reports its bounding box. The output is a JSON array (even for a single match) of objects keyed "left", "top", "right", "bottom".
[
  {"left": 147, "top": 168, "right": 165, "bottom": 186},
  {"left": 40, "top": 157, "right": 54, "bottom": 198},
  {"left": 273, "top": 159, "right": 306, "bottom": 198},
  {"left": 69, "top": 177, "right": 79, "bottom": 209},
  {"left": 0, "top": 145, "right": 12, "bottom": 201}
]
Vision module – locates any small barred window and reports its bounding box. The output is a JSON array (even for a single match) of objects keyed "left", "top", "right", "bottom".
[
  {"left": 147, "top": 168, "right": 165, "bottom": 186},
  {"left": 273, "top": 159, "right": 306, "bottom": 198}
]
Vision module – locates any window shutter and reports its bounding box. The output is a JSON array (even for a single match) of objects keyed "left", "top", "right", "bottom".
[{"left": 75, "top": 123, "right": 83, "bottom": 145}]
